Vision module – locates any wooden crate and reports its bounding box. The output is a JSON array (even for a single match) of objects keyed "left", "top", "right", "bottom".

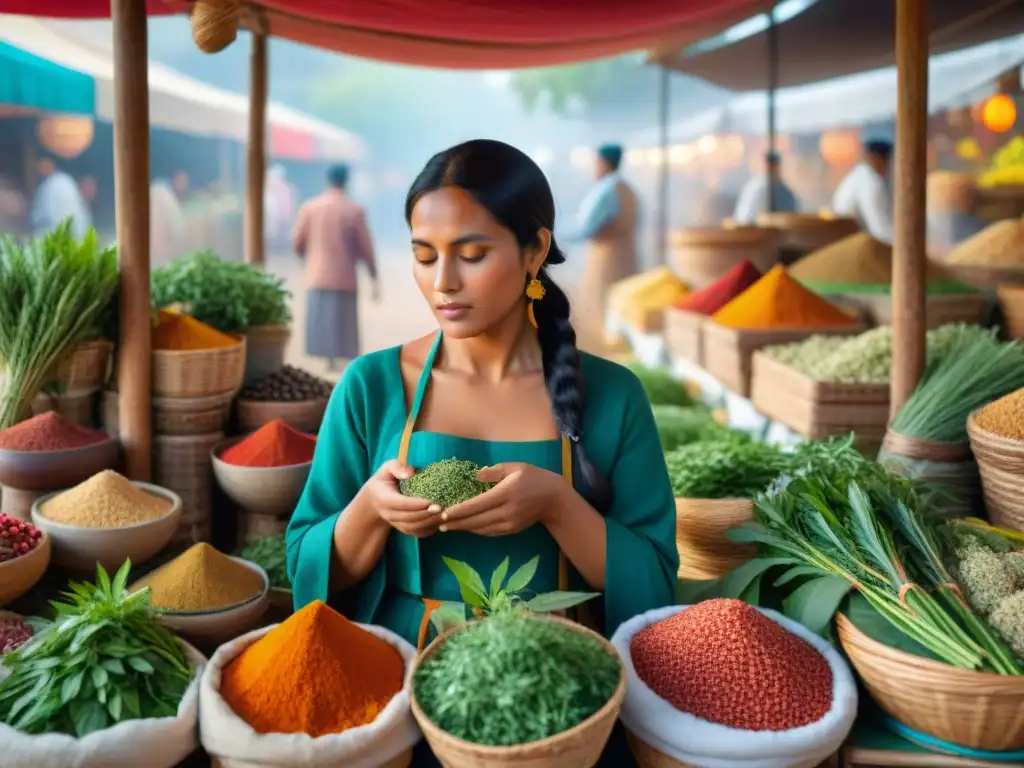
[
  {"left": 845, "top": 292, "right": 990, "bottom": 329},
  {"left": 703, "top": 321, "right": 865, "bottom": 398},
  {"left": 751, "top": 352, "right": 889, "bottom": 441},
  {"left": 663, "top": 307, "right": 705, "bottom": 366}
]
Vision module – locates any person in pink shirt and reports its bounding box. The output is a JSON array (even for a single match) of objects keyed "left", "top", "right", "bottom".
[{"left": 293, "top": 164, "right": 380, "bottom": 371}]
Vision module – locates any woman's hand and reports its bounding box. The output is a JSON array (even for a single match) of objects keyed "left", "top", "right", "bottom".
[
  {"left": 438, "top": 463, "right": 566, "bottom": 536},
  {"left": 359, "top": 460, "right": 441, "bottom": 539}
]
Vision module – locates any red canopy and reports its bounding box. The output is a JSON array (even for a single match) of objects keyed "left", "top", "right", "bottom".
[{"left": 3, "top": 0, "right": 767, "bottom": 68}]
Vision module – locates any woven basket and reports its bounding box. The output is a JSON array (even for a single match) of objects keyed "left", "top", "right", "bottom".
[
  {"left": 878, "top": 430, "right": 980, "bottom": 516},
  {"left": 410, "top": 614, "right": 626, "bottom": 768},
  {"left": 235, "top": 398, "right": 328, "bottom": 434},
  {"left": 31, "top": 391, "right": 96, "bottom": 428},
  {"left": 240, "top": 324, "right": 292, "bottom": 385},
  {"left": 152, "top": 337, "right": 245, "bottom": 398},
  {"left": 154, "top": 432, "right": 222, "bottom": 544},
  {"left": 104, "top": 390, "right": 234, "bottom": 438},
  {"left": 670, "top": 227, "right": 779, "bottom": 290},
  {"left": 836, "top": 612, "right": 1024, "bottom": 751},
  {"left": 966, "top": 412, "right": 1024, "bottom": 532},
  {"left": 754, "top": 213, "right": 859, "bottom": 255},
  {"left": 47, "top": 339, "right": 113, "bottom": 395},
  {"left": 190, "top": 0, "right": 241, "bottom": 54},
  {"left": 675, "top": 497, "right": 754, "bottom": 581},
  {"left": 997, "top": 284, "right": 1024, "bottom": 340}
]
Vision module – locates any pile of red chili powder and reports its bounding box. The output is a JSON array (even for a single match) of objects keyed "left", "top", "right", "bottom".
[
  {"left": 221, "top": 418, "right": 317, "bottom": 468},
  {"left": 630, "top": 599, "right": 832, "bottom": 731},
  {"left": 0, "top": 411, "right": 108, "bottom": 452},
  {"left": 675, "top": 260, "right": 763, "bottom": 315}
]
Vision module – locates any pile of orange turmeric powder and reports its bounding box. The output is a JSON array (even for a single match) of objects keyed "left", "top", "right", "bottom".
[
  {"left": 152, "top": 308, "right": 239, "bottom": 351},
  {"left": 219, "top": 600, "right": 405, "bottom": 736}
]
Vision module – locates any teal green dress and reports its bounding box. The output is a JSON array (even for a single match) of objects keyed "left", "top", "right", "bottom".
[{"left": 286, "top": 333, "right": 678, "bottom": 646}]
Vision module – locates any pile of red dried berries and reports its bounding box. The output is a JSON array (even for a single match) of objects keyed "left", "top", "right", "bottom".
[{"left": 0, "top": 514, "right": 43, "bottom": 563}]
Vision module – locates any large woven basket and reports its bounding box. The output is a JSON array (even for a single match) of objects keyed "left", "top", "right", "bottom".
[
  {"left": 675, "top": 497, "right": 754, "bottom": 581},
  {"left": 836, "top": 612, "right": 1024, "bottom": 751},
  {"left": 754, "top": 213, "right": 859, "bottom": 255},
  {"left": 966, "top": 412, "right": 1024, "bottom": 532},
  {"left": 670, "top": 227, "right": 779, "bottom": 290},
  {"left": 47, "top": 339, "right": 113, "bottom": 395},
  {"left": 104, "top": 390, "right": 234, "bottom": 437},
  {"left": 409, "top": 614, "right": 626, "bottom": 768},
  {"left": 154, "top": 431, "right": 222, "bottom": 545},
  {"left": 152, "top": 337, "right": 246, "bottom": 398}
]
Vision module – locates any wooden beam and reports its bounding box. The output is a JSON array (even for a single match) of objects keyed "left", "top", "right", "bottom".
[
  {"left": 112, "top": 0, "right": 152, "bottom": 481},
  {"left": 245, "top": 31, "right": 268, "bottom": 266},
  {"left": 890, "top": 0, "right": 929, "bottom": 418}
]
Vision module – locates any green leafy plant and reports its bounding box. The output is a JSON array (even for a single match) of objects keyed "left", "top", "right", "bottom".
[
  {"left": 429, "top": 556, "right": 599, "bottom": 634},
  {"left": 626, "top": 363, "right": 698, "bottom": 407},
  {"left": 151, "top": 250, "right": 291, "bottom": 333},
  {"left": 237, "top": 533, "right": 290, "bottom": 590},
  {"left": 0, "top": 560, "right": 195, "bottom": 736}
]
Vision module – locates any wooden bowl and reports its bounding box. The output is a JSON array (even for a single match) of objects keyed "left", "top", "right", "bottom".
[
  {"left": 0, "top": 437, "right": 119, "bottom": 492},
  {"left": 31, "top": 483, "right": 182, "bottom": 572},
  {"left": 0, "top": 532, "right": 50, "bottom": 606},
  {"left": 211, "top": 437, "right": 312, "bottom": 517}
]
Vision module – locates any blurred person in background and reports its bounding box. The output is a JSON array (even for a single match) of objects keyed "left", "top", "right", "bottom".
[
  {"left": 150, "top": 178, "right": 186, "bottom": 268},
  {"left": 732, "top": 151, "right": 798, "bottom": 224},
  {"left": 571, "top": 143, "right": 639, "bottom": 351},
  {"left": 293, "top": 163, "right": 379, "bottom": 372},
  {"left": 30, "top": 157, "right": 91, "bottom": 238},
  {"left": 265, "top": 164, "right": 296, "bottom": 250},
  {"left": 172, "top": 171, "right": 191, "bottom": 203},
  {"left": 0, "top": 174, "right": 28, "bottom": 234},
  {"left": 831, "top": 139, "right": 894, "bottom": 244}
]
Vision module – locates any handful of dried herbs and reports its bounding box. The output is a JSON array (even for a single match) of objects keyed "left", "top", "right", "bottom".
[
  {"left": 413, "top": 608, "right": 620, "bottom": 746},
  {"left": 399, "top": 458, "right": 494, "bottom": 508}
]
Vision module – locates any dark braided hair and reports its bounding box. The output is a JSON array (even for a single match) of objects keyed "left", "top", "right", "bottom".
[{"left": 405, "top": 139, "right": 612, "bottom": 513}]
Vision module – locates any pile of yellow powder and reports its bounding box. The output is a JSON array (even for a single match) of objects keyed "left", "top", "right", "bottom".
[
  {"left": 131, "top": 543, "right": 265, "bottom": 612},
  {"left": 40, "top": 470, "right": 172, "bottom": 528}
]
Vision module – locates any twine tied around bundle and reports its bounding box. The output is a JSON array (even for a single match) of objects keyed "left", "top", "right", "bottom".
[{"left": 191, "top": 0, "right": 242, "bottom": 54}]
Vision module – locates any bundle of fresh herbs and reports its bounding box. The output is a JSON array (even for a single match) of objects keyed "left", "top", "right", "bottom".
[
  {"left": 651, "top": 405, "right": 730, "bottom": 451},
  {"left": 238, "top": 533, "right": 289, "bottom": 590},
  {"left": 664, "top": 434, "right": 791, "bottom": 499},
  {"left": 400, "top": 459, "right": 494, "bottom": 509},
  {"left": 726, "top": 440, "right": 1021, "bottom": 674},
  {"left": 0, "top": 561, "right": 195, "bottom": 736},
  {"left": 151, "top": 249, "right": 291, "bottom": 333},
  {"left": 890, "top": 326, "right": 1024, "bottom": 443},
  {"left": 626, "top": 363, "right": 697, "bottom": 407},
  {"left": 0, "top": 224, "right": 118, "bottom": 429}
]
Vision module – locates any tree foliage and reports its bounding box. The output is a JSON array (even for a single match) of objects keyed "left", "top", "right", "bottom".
[{"left": 507, "top": 54, "right": 645, "bottom": 116}]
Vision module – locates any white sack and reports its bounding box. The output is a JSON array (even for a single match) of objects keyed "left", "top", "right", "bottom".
[
  {"left": 612, "top": 604, "right": 858, "bottom": 768},
  {"left": 200, "top": 621, "right": 421, "bottom": 768},
  {"left": 0, "top": 643, "right": 206, "bottom": 768}
]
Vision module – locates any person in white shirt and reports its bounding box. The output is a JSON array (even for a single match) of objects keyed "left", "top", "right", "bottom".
[
  {"left": 732, "top": 151, "right": 799, "bottom": 224},
  {"left": 30, "top": 157, "right": 91, "bottom": 239},
  {"left": 831, "top": 139, "right": 894, "bottom": 244}
]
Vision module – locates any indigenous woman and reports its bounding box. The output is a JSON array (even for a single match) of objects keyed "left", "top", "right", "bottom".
[{"left": 287, "top": 139, "right": 677, "bottom": 765}]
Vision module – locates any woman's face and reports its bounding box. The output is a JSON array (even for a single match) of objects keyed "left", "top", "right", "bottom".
[{"left": 410, "top": 187, "right": 547, "bottom": 339}]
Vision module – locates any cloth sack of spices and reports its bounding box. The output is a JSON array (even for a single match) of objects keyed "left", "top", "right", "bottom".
[
  {"left": 611, "top": 603, "right": 858, "bottom": 768},
  {"left": 199, "top": 610, "right": 420, "bottom": 768},
  {"left": 0, "top": 644, "right": 206, "bottom": 768}
]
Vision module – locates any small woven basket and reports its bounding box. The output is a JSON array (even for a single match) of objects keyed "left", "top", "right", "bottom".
[
  {"left": 675, "top": 497, "right": 754, "bottom": 581},
  {"left": 966, "top": 412, "right": 1024, "bottom": 532},
  {"left": 152, "top": 337, "right": 245, "bottom": 399},
  {"left": 409, "top": 614, "right": 626, "bottom": 768},
  {"left": 190, "top": 0, "right": 241, "bottom": 53},
  {"left": 154, "top": 431, "right": 222, "bottom": 545}
]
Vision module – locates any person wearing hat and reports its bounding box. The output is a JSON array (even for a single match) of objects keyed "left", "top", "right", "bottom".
[
  {"left": 831, "top": 139, "right": 894, "bottom": 244},
  {"left": 572, "top": 143, "right": 639, "bottom": 351},
  {"left": 732, "top": 150, "right": 799, "bottom": 224}
]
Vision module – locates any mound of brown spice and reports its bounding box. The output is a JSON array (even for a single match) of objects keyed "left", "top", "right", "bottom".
[
  {"left": 975, "top": 387, "right": 1024, "bottom": 440},
  {"left": 630, "top": 599, "right": 832, "bottom": 731},
  {"left": 132, "top": 543, "right": 265, "bottom": 612},
  {"left": 40, "top": 470, "right": 172, "bottom": 528},
  {"left": 0, "top": 411, "right": 107, "bottom": 452}
]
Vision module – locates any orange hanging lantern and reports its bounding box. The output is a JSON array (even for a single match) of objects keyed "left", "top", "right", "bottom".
[
  {"left": 819, "top": 130, "right": 860, "bottom": 167},
  {"left": 980, "top": 94, "right": 1017, "bottom": 134},
  {"left": 36, "top": 116, "right": 94, "bottom": 159}
]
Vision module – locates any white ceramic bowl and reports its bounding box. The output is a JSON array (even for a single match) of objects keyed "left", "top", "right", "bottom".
[
  {"left": 31, "top": 483, "right": 182, "bottom": 572},
  {"left": 210, "top": 437, "right": 312, "bottom": 516},
  {"left": 149, "top": 558, "right": 271, "bottom": 646}
]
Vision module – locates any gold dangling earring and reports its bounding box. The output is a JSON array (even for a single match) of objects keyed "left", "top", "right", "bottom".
[{"left": 526, "top": 276, "right": 545, "bottom": 328}]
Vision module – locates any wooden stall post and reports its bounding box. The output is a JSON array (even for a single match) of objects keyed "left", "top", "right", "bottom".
[
  {"left": 245, "top": 30, "right": 268, "bottom": 266},
  {"left": 111, "top": 0, "right": 152, "bottom": 481},
  {"left": 656, "top": 65, "right": 670, "bottom": 265},
  {"left": 890, "top": 0, "right": 929, "bottom": 418}
]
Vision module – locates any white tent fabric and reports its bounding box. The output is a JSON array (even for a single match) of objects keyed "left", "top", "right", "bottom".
[{"left": 0, "top": 14, "right": 364, "bottom": 159}]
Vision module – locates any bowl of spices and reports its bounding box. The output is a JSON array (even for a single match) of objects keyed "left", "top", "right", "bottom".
[
  {"left": 31, "top": 470, "right": 181, "bottom": 571},
  {"left": 0, "top": 411, "right": 119, "bottom": 492},
  {"left": 133, "top": 543, "right": 270, "bottom": 644},
  {"left": 0, "top": 515, "right": 50, "bottom": 605},
  {"left": 236, "top": 365, "right": 333, "bottom": 434},
  {"left": 211, "top": 419, "right": 316, "bottom": 516}
]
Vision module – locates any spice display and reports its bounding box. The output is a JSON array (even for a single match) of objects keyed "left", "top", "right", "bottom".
[
  {"left": 400, "top": 458, "right": 494, "bottom": 509},
  {"left": 221, "top": 419, "right": 317, "bottom": 468},
  {"left": 152, "top": 308, "right": 240, "bottom": 351},
  {"left": 977, "top": 387, "right": 1024, "bottom": 440},
  {"left": 0, "top": 224, "right": 118, "bottom": 429},
  {"left": 0, "top": 514, "right": 43, "bottom": 563},
  {"left": 608, "top": 267, "right": 689, "bottom": 328},
  {"left": 133, "top": 543, "right": 265, "bottom": 612},
  {"left": 239, "top": 365, "right": 333, "bottom": 402},
  {"left": 152, "top": 249, "right": 291, "bottom": 333},
  {"left": 0, "top": 616, "right": 32, "bottom": 654},
  {"left": 891, "top": 328, "right": 1024, "bottom": 443},
  {"left": 414, "top": 608, "right": 620, "bottom": 746},
  {"left": 733, "top": 440, "right": 1021, "bottom": 674},
  {"left": 675, "top": 260, "right": 762, "bottom": 315},
  {"left": 631, "top": 599, "right": 832, "bottom": 730},
  {"left": 627, "top": 363, "right": 698, "bottom": 407},
  {"left": 651, "top": 405, "right": 731, "bottom": 451},
  {"left": 664, "top": 435, "right": 793, "bottom": 499},
  {"left": 220, "top": 599, "right": 404, "bottom": 736},
  {"left": 0, "top": 561, "right": 195, "bottom": 736},
  {"left": 39, "top": 470, "right": 172, "bottom": 528},
  {"left": 945, "top": 217, "right": 1024, "bottom": 265},
  {"left": 979, "top": 137, "right": 1024, "bottom": 188},
  {"left": 0, "top": 411, "right": 108, "bottom": 452},
  {"left": 711, "top": 265, "right": 856, "bottom": 329},
  {"left": 238, "top": 533, "right": 290, "bottom": 590}
]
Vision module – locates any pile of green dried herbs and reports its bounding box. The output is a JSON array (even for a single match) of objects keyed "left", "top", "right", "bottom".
[
  {"left": 0, "top": 561, "right": 195, "bottom": 736},
  {"left": 414, "top": 607, "right": 620, "bottom": 746},
  {"left": 626, "top": 363, "right": 697, "bottom": 407},
  {"left": 664, "top": 435, "right": 793, "bottom": 499},
  {"left": 238, "top": 533, "right": 290, "bottom": 590},
  {"left": 400, "top": 459, "right": 494, "bottom": 509},
  {"left": 651, "top": 405, "right": 731, "bottom": 452}
]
